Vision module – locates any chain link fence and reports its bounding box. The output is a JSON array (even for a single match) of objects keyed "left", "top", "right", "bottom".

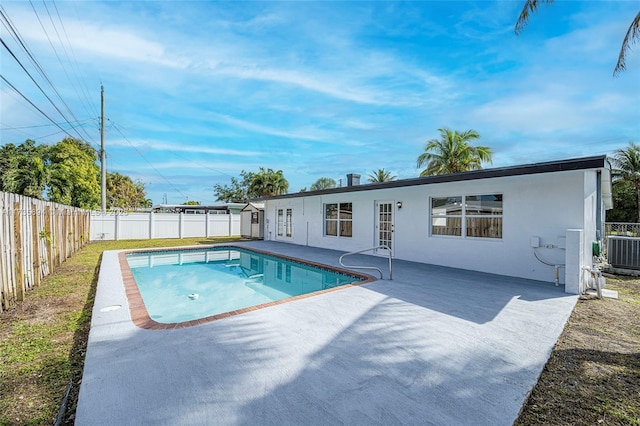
[{"left": 603, "top": 222, "right": 640, "bottom": 257}]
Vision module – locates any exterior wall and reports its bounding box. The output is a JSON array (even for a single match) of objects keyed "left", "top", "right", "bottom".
[
  {"left": 264, "top": 169, "right": 603, "bottom": 286},
  {"left": 241, "top": 207, "right": 265, "bottom": 239},
  {"left": 253, "top": 211, "right": 264, "bottom": 239},
  {"left": 583, "top": 170, "right": 599, "bottom": 255},
  {"left": 568, "top": 170, "right": 601, "bottom": 293},
  {"left": 241, "top": 211, "right": 252, "bottom": 237}
]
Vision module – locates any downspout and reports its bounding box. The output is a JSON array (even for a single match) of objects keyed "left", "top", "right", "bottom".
[
  {"left": 596, "top": 170, "right": 602, "bottom": 241},
  {"left": 600, "top": 158, "right": 614, "bottom": 259}
]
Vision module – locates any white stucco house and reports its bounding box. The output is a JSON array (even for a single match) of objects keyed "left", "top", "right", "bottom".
[{"left": 261, "top": 155, "right": 613, "bottom": 294}]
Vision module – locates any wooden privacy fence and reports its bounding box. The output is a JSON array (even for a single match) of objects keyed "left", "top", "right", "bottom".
[{"left": 0, "top": 191, "right": 90, "bottom": 312}]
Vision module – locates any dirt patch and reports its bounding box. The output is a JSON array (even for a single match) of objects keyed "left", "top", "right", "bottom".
[{"left": 516, "top": 276, "right": 640, "bottom": 425}]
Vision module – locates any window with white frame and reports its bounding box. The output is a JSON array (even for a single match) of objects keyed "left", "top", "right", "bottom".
[
  {"left": 286, "top": 208, "right": 292, "bottom": 237},
  {"left": 431, "top": 194, "right": 502, "bottom": 238},
  {"left": 324, "top": 202, "right": 352, "bottom": 237},
  {"left": 277, "top": 209, "right": 284, "bottom": 236}
]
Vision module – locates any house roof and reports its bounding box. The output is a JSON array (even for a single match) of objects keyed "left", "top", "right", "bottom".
[
  {"left": 241, "top": 202, "right": 265, "bottom": 212},
  {"left": 262, "top": 155, "right": 610, "bottom": 201},
  {"left": 152, "top": 202, "right": 247, "bottom": 211}
]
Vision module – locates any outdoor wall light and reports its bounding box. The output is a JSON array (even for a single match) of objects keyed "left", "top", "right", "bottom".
[{"left": 396, "top": 201, "right": 403, "bottom": 209}]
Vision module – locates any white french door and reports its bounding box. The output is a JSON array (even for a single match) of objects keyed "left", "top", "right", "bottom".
[{"left": 375, "top": 201, "right": 394, "bottom": 253}]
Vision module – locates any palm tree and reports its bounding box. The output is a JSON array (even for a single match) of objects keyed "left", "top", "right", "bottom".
[
  {"left": 310, "top": 177, "right": 336, "bottom": 191},
  {"left": 368, "top": 169, "right": 397, "bottom": 183},
  {"left": 247, "top": 167, "right": 289, "bottom": 198},
  {"left": 5, "top": 156, "right": 48, "bottom": 199},
  {"left": 611, "top": 142, "right": 640, "bottom": 222},
  {"left": 515, "top": 0, "right": 639, "bottom": 76},
  {"left": 416, "top": 128, "right": 492, "bottom": 177}
]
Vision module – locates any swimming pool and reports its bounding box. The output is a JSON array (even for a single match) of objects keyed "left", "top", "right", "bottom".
[{"left": 120, "top": 246, "right": 373, "bottom": 329}]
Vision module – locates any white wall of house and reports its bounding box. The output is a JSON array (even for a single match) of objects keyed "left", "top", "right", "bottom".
[
  {"left": 90, "top": 212, "right": 240, "bottom": 241},
  {"left": 264, "top": 168, "right": 605, "bottom": 289}
]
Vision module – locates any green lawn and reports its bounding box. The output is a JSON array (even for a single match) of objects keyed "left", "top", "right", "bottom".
[{"left": 0, "top": 237, "right": 241, "bottom": 426}]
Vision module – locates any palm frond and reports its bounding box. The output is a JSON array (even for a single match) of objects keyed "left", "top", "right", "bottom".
[
  {"left": 417, "top": 128, "right": 492, "bottom": 176},
  {"left": 614, "top": 11, "right": 640, "bottom": 77},
  {"left": 515, "top": 0, "right": 554, "bottom": 35}
]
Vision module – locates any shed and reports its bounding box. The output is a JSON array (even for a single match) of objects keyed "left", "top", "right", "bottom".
[{"left": 241, "top": 202, "right": 265, "bottom": 239}]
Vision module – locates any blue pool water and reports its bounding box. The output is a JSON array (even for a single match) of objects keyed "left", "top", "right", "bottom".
[{"left": 125, "top": 247, "right": 362, "bottom": 324}]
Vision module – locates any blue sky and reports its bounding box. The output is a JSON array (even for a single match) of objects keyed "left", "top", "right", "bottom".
[{"left": 1, "top": 1, "right": 639, "bottom": 205}]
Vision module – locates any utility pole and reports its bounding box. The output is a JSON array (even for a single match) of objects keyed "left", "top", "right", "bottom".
[{"left": 100, "top": 84, "right": 106, "bottom": 212}]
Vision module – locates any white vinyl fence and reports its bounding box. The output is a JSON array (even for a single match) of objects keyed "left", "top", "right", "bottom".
[{"left": 90, "top": 212, "right": 241, "bottom": 241}]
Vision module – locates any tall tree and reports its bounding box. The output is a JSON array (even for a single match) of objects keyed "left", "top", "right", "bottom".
[
  {"left": 607, "top": 180, "right": 637, "bottom": 223},
  {"left": 417, "top": 128, "right": 492, "bottom": 176},
  {"left": 47, "top": 138, "right": 100, "bottom": 209},
  {"left": 515, "top": 0, "right": 639, "bottom": 76},
  {"left": 246, "top": 167, "right": 289, "bottom": 198},
  {"left": 213, "top": 168, "right": 289, "bottom": 202},
  {"left": 213, "top": 176, "right": 248, "bottom": 203},
  {"left": 7, "top": 156, "right": 48, "bottom": 199},
  {"left": 0, "top": 140, "right": 48, "bottom": 198},
  {"left": 107, "top": 172, "right": 151, "bottom": 210},
  {"left": 0, "top": 143, "right": 18, "bottom": 192},
  {"left": 368, "top": 169, "right": 396, "bottom": 183},
  {"left": 310, "top": 177, "right": 336, "bottom": 191},
  {"left": 611, "top": 142, "right": 640, "bottom": 222}
]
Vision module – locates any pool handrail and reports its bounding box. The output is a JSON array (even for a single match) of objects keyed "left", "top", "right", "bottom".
[{"left": 339, "top": 245, "right": 392, "bottom": 280}]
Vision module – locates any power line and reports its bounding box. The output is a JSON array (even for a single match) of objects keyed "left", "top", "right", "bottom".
[
  {"left": 70, "top": 0, "right": 102, "bottom": 86},
  {"left": 41, "top": 0, "right": 99, "bottom": 125},
  {"left": 0, "top": 74, "right": 77, "bottom": 138},
  {"left": 0, "top": 118, "right": 97, "bottom": 144},
  {"left": 112, "top": 122, "right": 238, "bottom": 179},
  {"left": 0, "top": 117, "right": 95, "bottom": 130},
  {"left": 0, "top": 75, "right": 99, "bottom": 149},
  {"left": 26, "top": 0, "right": 95, "bottom": 143},
  {"left": 0, "top": 36, "right": 87, "bottom": 142},
  {"left": 0, "top": 6, "right": 94, "bottom": 144},
  {"left": 33, "top": 127, "right": 80, "bottom": 140},
  {"left": 111, "top": 122, "right": 193, "bottom": 200},
  {"left": 53, "top": 0, "right": 99, "bottom": 119}
]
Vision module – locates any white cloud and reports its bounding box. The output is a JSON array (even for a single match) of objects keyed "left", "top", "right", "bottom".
[
  {"left": 7, "top": 6, "right": 184, "bottom": 69},
  {"left": 132, "top": 160, "right": 262, "bottom": 172},
  {"left": 107, "top": 138, "right": 264, "bottom": 157},
  {"left": 2, "top": 0, "right": 637, "bottom": 206},
  {"left": 207, "top": 113, "right": 362, "bottom": 145}
]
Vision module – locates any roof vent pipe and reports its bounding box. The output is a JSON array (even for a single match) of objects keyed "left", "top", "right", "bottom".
[{"left": 347, "top": 173, "right": 360, "bottom": 186}]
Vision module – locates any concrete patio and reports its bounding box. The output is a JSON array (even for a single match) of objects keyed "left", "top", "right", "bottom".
[{"left": 76, "top": 241, "right": 577, "bottom": 425}]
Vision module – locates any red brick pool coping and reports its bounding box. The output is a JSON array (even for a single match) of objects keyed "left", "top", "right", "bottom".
[{"left": 118, "top": 245, "right": 377, "bottom": 330}]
